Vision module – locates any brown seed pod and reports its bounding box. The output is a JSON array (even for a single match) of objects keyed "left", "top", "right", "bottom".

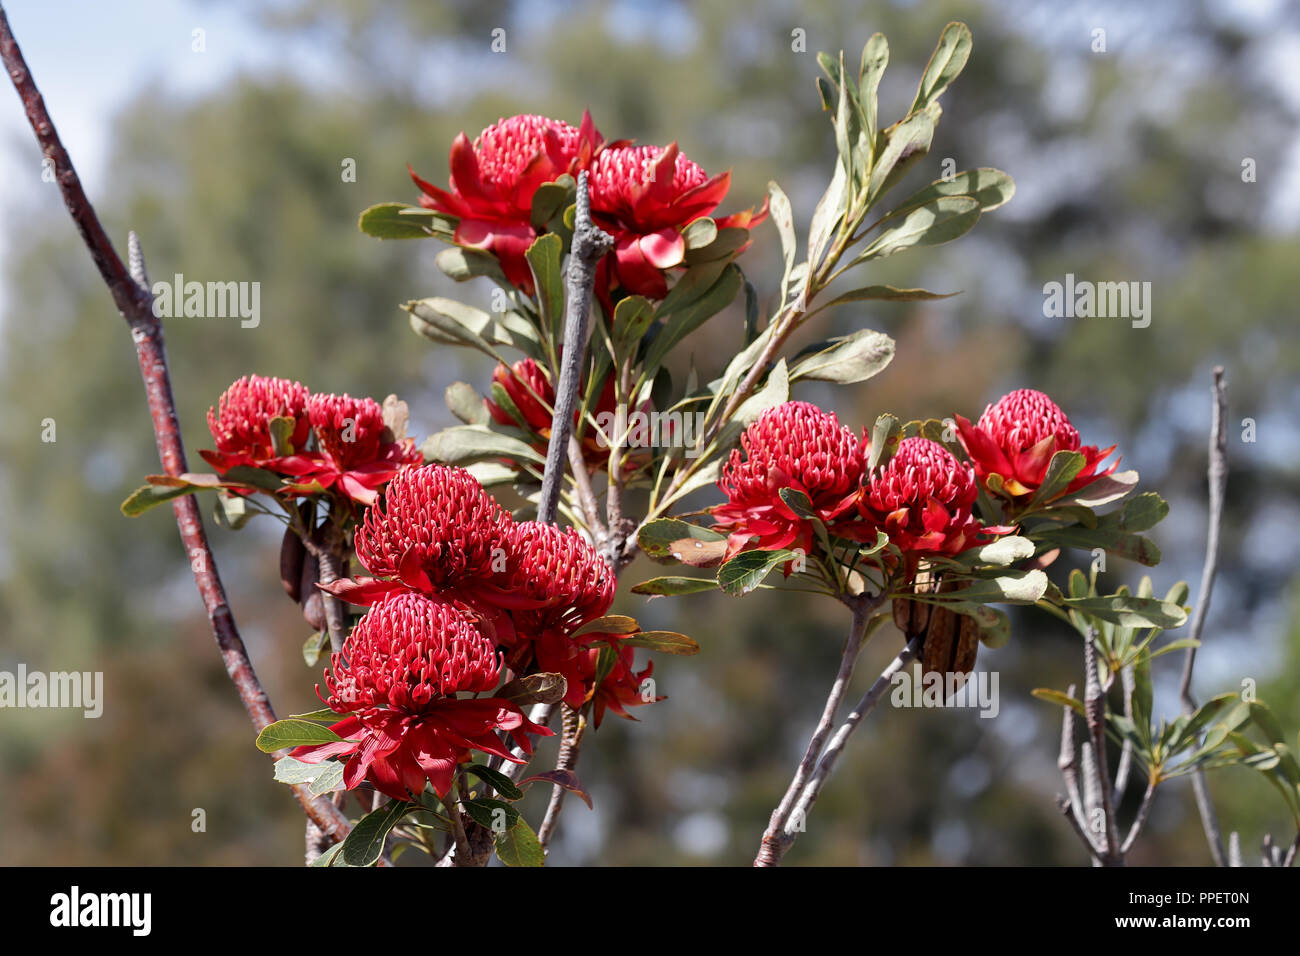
[
  {"left": 299, "top": 550, "right": 327, "bottom": 633},
  {"left": 279, "top": 524, "right": 306, "bottom": 602},
  {"left": 892, "top": 565, "right": 979, "bottom": 691}
]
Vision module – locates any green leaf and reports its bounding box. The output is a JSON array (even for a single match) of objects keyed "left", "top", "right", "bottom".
[
  {"left": 341, "top": 800, "right": 413, "bottom": 867},
  {"left": 718, "top": 549, "right": 797, "bottom": 596},
  {"left": 445, "top": 382, "right": 490, "bottom": 425},
  {"left": 273, "top": 755, "right": 334, "bottom": 785},
  {"left": 613, "top": 295, "right": 656, "bottom": 361},
  {"left": 496, "top": 672, "right": 568, "bottom": 707},
  {"left": 358, "top": 202, "right": 455, "bottom": 240},
  {"left": 867, "top": 413, "right": 903, "bottom": 473},
  {"left": 421, "top": 424, "right": 545, "bottom": 467},
  {"left": 973, "top": 606, "right": 1011, "bottom": 649},
  {"left": 572, "top": 615, "right": 641, "bottom": 637},
  {"left": 638, "top": 518, "right": 726, "bottom": 562},
  {"left": 1055, "top": 470, "right": 1140, "bottom": 509},
  {"left": 494, "top": 816, "right": 545, "bottom": 867},
  {"left": 255, "top": 719, "right": 346, "bottom": 753},
  {"left": 121, "top": 482, "right": 197, "bottom": 517},
  {"left": 767, "top": 181, "right": 798, "bottom": 305},
  {"left": 807, "top": 156, "right": 848, "bottom": 280},
  {"left": 789, "top": 329, "right": 895, "bottom": 384},
  {"left": 644, "top": 263, "right": 743, "bottom": 373},
  {"left": 212, "top": 491, "right": 254, "bottom": 531},
  {"left": 630, "top": 576, "right": 720, "bottom": 597},
  {"left": 937, "top": 569, "right": 1049, "bottom": 607},
  {"left": 435, "top": 246, "right": 507, "bottom": 283},
  {"left": 895, "top": 167, "right": 1015, "bottom": 214},
  {"left": 1029, "top": 451, "right": 1087, "bottom": 506},
  {"left": 815, "top": 285, "right": 958, "bottom": 314},
  {"left": 309, "top": 841, "right": 347, "bottom": 867},
  {"left": 866, "top": 103, "right": 939, "bottom": 204},
  {"left": 288, "top": 707, "right": 341, "bottom": 723},
  {"left": 959, "top": 536, "right": 1035, "bottom": 567},
  {"left": 525, "top": 234, "right": 565, "bottom": 345},
  {"left": 620, "top": 630, "right": 700, "bottom": 655},
  {"left": 1032, "top": 688, "right": 1085, "bottom": 717},
  {"left": 1108, "top": 492, "right": 1169, "bottom": 533},
  {"left": 530, "top": 176, "right": 574, "bottom": 229},
  {"left": 909, "top": 21, "right": 973, "bottom": 115},
  {"left": 520, "top": 770, "right": 594, "bottom": 809},
  {"left": 308, "top": 761, "right": 345, "bottom": 796},
  {"left": 859, "top": 196, "right": 981, "bottom": 261},
  {"left": 1062, "top": 596, "right": 1188, "bottom": 629},
  {"left": 682, "top": 216, "right": 718, "bottom": 249},
  {"left": 858, "top": 33, "right": 889, "bottom": 156},
  {"left": 1032, "top": 526, "right": 1162, "bottom": 566},
  {"left": 302, "top": 630, "right": 327, "bottom": 667},
  {"left": 404, "top": 297, "right": 505, "bottom": 361},
  {"left": 463, "top": 797, "right": 521, "bottom": 831}
]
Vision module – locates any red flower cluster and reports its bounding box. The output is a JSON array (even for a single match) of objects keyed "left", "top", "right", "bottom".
[
  {"left": 411, "top": 113, "right": 603, "bottom": 293},
  {"left": 955, "top": 388, "right": 1117, "bottom": 507},
  {"left": 713, "top": 403, "right": 1021, "bottom": 568},
  {"left": 289, "top": 591, "right": 548, "bottom": 799},
  {"left": 712, "top": 401, "right": 865, "bottom": 560},
  {"left": 855, "top": 437, "right": 990, "bottom": 558},
  {"left": 589, "top": 142, "right": 767, "bottom": 300},
  {"left": 412, "top": 112, "right": 765, "bottom": 309},
  {"left": 326, "top": 464, "right": 653, "bottom": 742},
  {"left": 201, "top": 376, "right": 420, "bottom": 505}
]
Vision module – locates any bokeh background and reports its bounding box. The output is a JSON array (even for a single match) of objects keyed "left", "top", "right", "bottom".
[{"left": 1, "top": 0, "right": 1298, "bottom": 865}]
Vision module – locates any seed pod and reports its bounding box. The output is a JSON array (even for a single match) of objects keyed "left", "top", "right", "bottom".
[
  {"left": 892, "top": 566, "right": 979, "bottom": 690},
  {"left": 300, "top": 550, "right": 326, "bottom": 632},
  {"left": 279, "top": 525, "right": 306, "bottom": 602}
]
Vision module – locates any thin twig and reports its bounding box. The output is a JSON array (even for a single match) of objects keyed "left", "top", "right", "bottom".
[
  {"left": 1179, "top": 366, "right": 1229, "bottom": 867},
  {"left": 1056, "top": 682, "right": 1096, "bottom": 853},
  {"left": 0, "top": 4, "right": 355, "bottom": 847},
  {"left": 537, "top": 704, "right": 586, "bottom": 848},
  {"left": 756, "top": 633, "right": 923, "bottom": 867},
  {"left": 755, "top": 596, "right": 873, "bottom": 865},
  {"left": 1114, "top": 664, "right": 1135, "bottom": 796},
  {"left": 1120, "top": 780, "right": 1157, "bottom": 855},
  {"left": 1083, "top": 631, "right": 1122, "bottom": 864},
  {"left": 537, "top": 170, "right": 613, "bottom": 525}
]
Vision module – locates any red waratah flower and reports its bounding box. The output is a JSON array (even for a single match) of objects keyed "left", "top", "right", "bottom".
[
  {"left": 200, "top": 375, "right": 312, "bottom": 475},
  {"left": 712, "top": 401, "right": 866, "bottom": 560},
  {"left": 287, "top": 393, "right": 422, "bottom": 506},
  {"left": 328, "top": 464, "right": 514, "bottom": 607},
  {"left": 856, "top": 437, "right": 994, "bottom": 560},
  {"left": 289, "top": 591, "right": 551, "bottom": 800},
  {"left": 955, "top": 388, "right": 1119, "bottom": 506},
  {"left": 484, "top": 358, "right": 624, "bottom": 471},
  {"left": 410, "top": 112, "right": 604, "bottom": 293},
  {"left": 589, "top": 142, "right": 768, "bottom": 300}
]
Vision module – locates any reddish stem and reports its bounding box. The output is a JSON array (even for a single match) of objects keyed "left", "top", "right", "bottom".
[{"left": 0, "top": 2, "right": 354, "bottom": 846}]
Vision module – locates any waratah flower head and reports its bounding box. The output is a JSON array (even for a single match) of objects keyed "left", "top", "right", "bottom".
[
  {"left": 354, "top": 464, "right": 513, "bottom": 596},
  {"left": 492, "top": 521, "right": 616, "bottom": 643},
  {"left": 290, "top": 591, "right": 550, "bottom": 799},
  {"left": 589, "top": 142, "right": 767, "bottom": 300},
  {"left": 411, "top": 112, "right": 604, "bottom": 293},
  {"left": 712, "top": 401, "right": 866, "bottom": 559},
  {"left": 857, "top": 437, "right": 990, "bottom": 559},
  {"left": 955, "top": 388, "right": 1118, "bottom": 504},
  {"left": 200, "top": 375, "right": 311, "bottom": 474},
  {"left": 298, "top": 392, "right": 422, "bottom": 505}
]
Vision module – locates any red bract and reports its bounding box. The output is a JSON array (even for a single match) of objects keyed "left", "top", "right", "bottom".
[
  {"left": 410, "top": 112, "right": 603, "bottom": 293},
  {"left": 289, "top": 592, "right": 550, "bottom": 800},
  {"left": 484, "top": 358, "right": 619, "bottom": 470},
  {"left": 712, "top": 401, "right": 865, "bottom": 560},
  {"left": 200, "top": 375, "right": 311, "bottom": 475},
  {"left": 291, "top": 393, "right": 421, "bottom": 506},
  {"left": 589, "top": 142, "right": 767, "bottom": 300},
  {"left": 340, "top": 464, "right": 513, "bottom": 606},
  {"left": 857, "top": 437, "right": 992, "bottom": 559},
  {"left": 955, "top": 388, "right": 1118, "bottom": 506}
]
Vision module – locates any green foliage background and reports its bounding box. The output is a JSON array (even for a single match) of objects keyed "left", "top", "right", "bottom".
[{"left": 2, "top": 0, "right": 1298, "bottom": 865}]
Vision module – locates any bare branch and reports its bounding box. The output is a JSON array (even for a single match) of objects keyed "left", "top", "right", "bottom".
[
  {"left": 0, "top": 3, "right": 354, "bottom": 847},
  {"left": 1179, "top": 366, "right": 1229, "bottom": 867},
  {"left": 537, "top": 170, "right": 613, "bottom": 525},
  {"left": 1120, "top": 780, "right": 1157, "bottom": 855},
  {"left": 1083, "top": 631, "right": 1122, "bottom": 864}
]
